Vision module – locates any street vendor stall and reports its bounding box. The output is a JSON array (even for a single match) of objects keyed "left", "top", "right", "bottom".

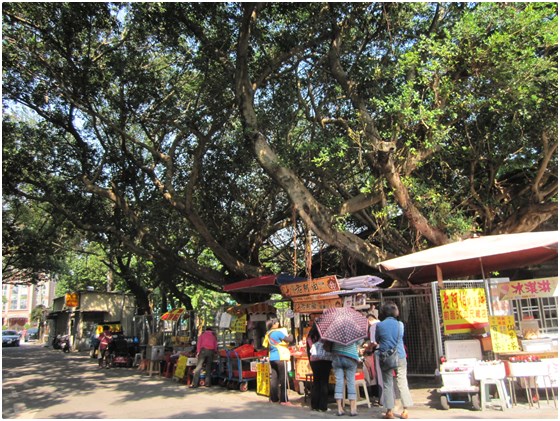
[
  {"left": 280, "top": 275, "right": 384, "bottom": 399},
  {"left": 378, "top": 231, "right": 558, "bottom": 411}
]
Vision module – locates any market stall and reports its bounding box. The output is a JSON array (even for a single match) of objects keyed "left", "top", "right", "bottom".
[
  {"left": 280, "top": 275, "right": 384, "bottom": 396},
  {"left": 378, "top": 231, "right": 558, "bottom": 411}
]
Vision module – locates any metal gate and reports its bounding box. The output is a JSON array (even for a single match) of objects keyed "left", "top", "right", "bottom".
[{"left": 369, "top": 288, "right": 438, "bottom": 376}]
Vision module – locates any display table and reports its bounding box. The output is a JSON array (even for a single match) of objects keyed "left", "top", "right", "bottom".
[{"left": 497, "top": 357, "right": 558, "bottom": 409}]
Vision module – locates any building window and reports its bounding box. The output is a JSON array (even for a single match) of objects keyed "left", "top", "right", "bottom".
[
  {"left": 9, "top": 285, "right": 29, "bottom": 310},
  {"left": 19, "top": 291, "right": 28, "bottom": 310},
  {"left": 9, "top": 285, "right": 19, "bottom": 310}
]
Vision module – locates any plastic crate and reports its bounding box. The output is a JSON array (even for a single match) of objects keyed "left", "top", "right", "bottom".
[
  {"left": 506, "top": 361, "right": 548, "bottom": 377},
  {"left": 232, "top": 370, "right": 257, "bottom": 379}
]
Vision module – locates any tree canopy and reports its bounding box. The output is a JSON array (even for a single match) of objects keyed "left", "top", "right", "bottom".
[{"left": 2, "top": 2, "right": 557, "bottom": 309}]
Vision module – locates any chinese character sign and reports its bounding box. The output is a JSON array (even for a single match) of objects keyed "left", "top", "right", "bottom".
[
  {"left": 293, "top": 298, "right": 342, "bottom": 313},
  {"left": 440, "top": 288, "right": 488, "bottom": 334},
  {"left": 230, "top": 314, "right": 247, "bottom": 332},
  {"left": 489, "top": 315, "right": 519, "bottom": 352},
  {"left": 502, "top": 277, "right": 558, "bottom": 300},
  {"left": 280, "top": 276, "right": 339, "bottom": 297}
]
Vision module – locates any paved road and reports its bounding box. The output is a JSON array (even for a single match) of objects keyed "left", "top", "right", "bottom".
[{"left": 2, "top": 343, "right": 557, "bottom": 419}]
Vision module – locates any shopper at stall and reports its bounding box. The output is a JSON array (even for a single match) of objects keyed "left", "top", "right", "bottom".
[
  {"left": 364, "top": 312, "right": 383, "bottom": 406},
  {"left": 97, "top": 325, "right": 113, "bottom": 368},
  {"left": 332, "top": 339, "right": 362, "bottom": 416},
  {"left": 375, "top": 301, "right": 413, "bottom": 419},
  {"left": 191, "top": 327, "right": 218, "bottom": 388},
  {"left": 306, "top": 315, "right": 333, "bottom": 412},
  {"left": 263, "top": 317, "right": 294, "bottom": 406}
]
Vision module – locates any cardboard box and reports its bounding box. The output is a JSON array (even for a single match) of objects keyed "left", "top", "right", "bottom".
[{"left": 521, "top": 338, "right": 552, "bottom": 352}]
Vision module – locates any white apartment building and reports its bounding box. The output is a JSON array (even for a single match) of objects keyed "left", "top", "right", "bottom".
[{"left": 1, "top": 277, "right": 57, "bottom": 329}]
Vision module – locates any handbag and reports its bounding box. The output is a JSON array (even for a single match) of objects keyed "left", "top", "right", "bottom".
[
  {"left": 310, "top": 340, "right": 333, "bottom": 361},
  {"left": 377, "top": 321, "right": 403, "bottom": 370},
  {"left": 378, "top": 347, "right": 399, "bottom": 370}
]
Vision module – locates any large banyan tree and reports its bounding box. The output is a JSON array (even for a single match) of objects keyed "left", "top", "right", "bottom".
[{"left": 2, "top": 2, "right": 557, "bottom": 306}]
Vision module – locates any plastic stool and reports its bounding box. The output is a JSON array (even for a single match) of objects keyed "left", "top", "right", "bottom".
[
  {"left": 146, "top": 360, "right": 160, "bottom": 377},
  {"left": 343, "top": 379, "right": 371, "bottom": 408},
  {"left": 480, "top": 378, "right": 509, "bottom": 411}
]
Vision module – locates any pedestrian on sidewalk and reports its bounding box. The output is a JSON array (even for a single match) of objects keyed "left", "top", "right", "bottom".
[
  {"left": 306, "top": 315, "right": 333, "bottom": 412},
  {"left": 263, "top": 317, "right": 294, "bottom": 406},
  {"left": 332, "top": 339, "right": 362, "bottom": 416},
  {"left": 375, "top": 301, "right": 413, "bottom": 419},
  {"left": 191, "top": 327, "right": 218, "bottom": 388},
  {"left": 98, "top": 325, "right": 113, "bottom": 368}
]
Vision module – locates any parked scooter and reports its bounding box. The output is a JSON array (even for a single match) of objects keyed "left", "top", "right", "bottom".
[{"left": 53, "top": 334, "right": 70, "bottom": 353}]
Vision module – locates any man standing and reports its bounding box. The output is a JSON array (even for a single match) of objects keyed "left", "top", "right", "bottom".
[{"left": 191, "top": 327, "right": 218, "bottom": 388}]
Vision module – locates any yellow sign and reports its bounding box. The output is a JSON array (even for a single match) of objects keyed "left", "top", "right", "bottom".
[
  {"left": 174, "top": 355, "right": 188, "bottom": 381},
  {"left": 256, "top": 362, "right": 270, "bottom": 397},
  {"left": 231, "top": 314, "right": 247, "bottom": 333},
  {"left": 65, "top": 293, "right": 79, "bottom": 307},
  {"left": 95, "top": 323, "right": 122, "bottom": 334},
  {"left": 440, "top": 288, "right": 488, "bottom": 334},
  {"left": 293, "top": 298, "right": 342, "bottom": 313},
  {"left": 280, "top": 276, "right": 339, "bottom": 297},
  {"left": 489, "top": 315, "right": 519, "bottom": 352},
  {"left": 500, "top": 277, "right": 558, "bottom": 300}
]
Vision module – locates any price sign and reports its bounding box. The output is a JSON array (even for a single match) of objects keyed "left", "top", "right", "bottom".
[{"left": 489, "top": 315, "right": 519, "bottom": 352}]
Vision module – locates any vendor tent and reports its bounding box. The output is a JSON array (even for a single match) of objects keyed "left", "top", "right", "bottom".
[
  {"left": 377, "top": 231, "right": 558, "bottom": 285},
  {"left": 223, "top": 274, "right": 303, "bottom": 294}
]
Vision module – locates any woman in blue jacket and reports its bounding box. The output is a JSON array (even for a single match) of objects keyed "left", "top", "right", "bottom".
[
  {"left": 375, "top": 302, "right": 413, "bottom": 419},
  {"left": 263, "top": 317, "right": 294, "bottom": 406}
]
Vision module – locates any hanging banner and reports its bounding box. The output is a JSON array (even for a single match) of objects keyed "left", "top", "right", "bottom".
[
  {"left": 488, "top": 315, "right": 519, "bottom": 352},
  {"left": 440, "top": 288, "right": 489, "bottom": 334},
  {"left": 161, "top": 308, "right": 185, "bottom": 321},
  {"left": 280, "top": 275, "right": 339, "bottom": 297},
  {"left": 293, "top": 297, "right": 342, "bottom": 313},
  {"left": 500, "top": 277, "right": 558, "bottom": 300}
]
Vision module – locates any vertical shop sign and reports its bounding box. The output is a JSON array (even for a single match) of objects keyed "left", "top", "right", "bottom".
[
  {"left": 256, "top": 362, "right": 270, "bottom": 397},
  {"left": 174, "top": 355, "right": 188, "bottom": 381},
  {"left": 488, "top": 315, "right": 519, "bottom": 352},
  {"left": 440, "top": 288, "right": 489, "bottom": 334}
]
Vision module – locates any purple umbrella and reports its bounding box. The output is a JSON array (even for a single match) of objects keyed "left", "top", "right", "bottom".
[{"left": 315, "top": 306, "right": 369, "bottom": 345}]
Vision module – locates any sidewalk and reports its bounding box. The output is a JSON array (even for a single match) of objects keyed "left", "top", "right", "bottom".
[{"left": 3, "top": 346, "right": 558, "bottom": 419}]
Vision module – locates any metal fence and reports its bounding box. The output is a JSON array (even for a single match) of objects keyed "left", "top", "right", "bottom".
[{"left": 368, "top": 288, "right": 438, "bottom": 377}]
